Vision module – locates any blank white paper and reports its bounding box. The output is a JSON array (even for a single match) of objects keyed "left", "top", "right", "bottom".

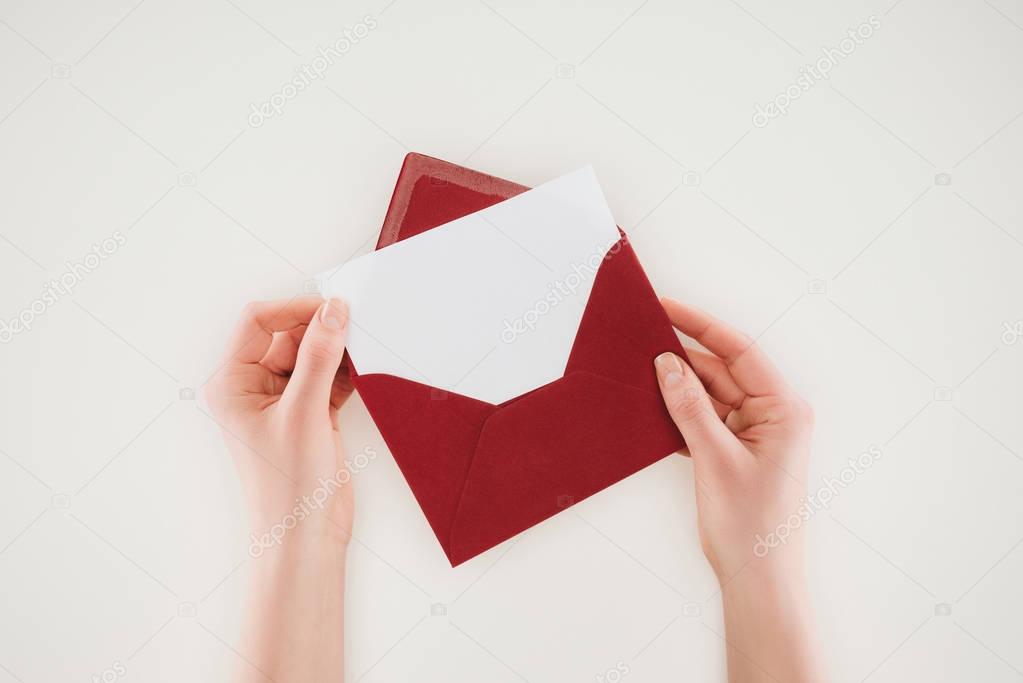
[{"left": 318, "top": 166, "right": 621, "bottom": 405}]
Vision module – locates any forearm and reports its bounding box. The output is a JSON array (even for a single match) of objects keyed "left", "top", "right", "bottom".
[
  {"left": 236, "top": 523, "right": 348, "bottom": 683},
  {"left": 719, "top": 561, "right": 824, "bottom": 683}
]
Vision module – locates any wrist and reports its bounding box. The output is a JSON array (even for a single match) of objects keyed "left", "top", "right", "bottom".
[
  {"left": 717, "top": 555, "right": 823, "bottom": 682},
  {"left": 717, "top": 544, "right": 808, "bottom": 600},
  {"left": 719, "top": 555, "right": 812, "bottom": 627},
  {"left": 246, "top": 497, "right": 352, "bottom": 561},
  {"left": 248, "top": 520, "right": 349, "bottom": 585}
]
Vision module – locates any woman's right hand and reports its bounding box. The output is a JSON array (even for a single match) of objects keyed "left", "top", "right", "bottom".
[
  {"left": 653, "top": 298, "right": 823, "bottom": 682},
  {"left": 653, "top": 297, "right": 813, "bottom": 581}
]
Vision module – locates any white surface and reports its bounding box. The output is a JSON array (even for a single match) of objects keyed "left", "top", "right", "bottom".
[
  {"left": 1, "top": 0, "right": 1022, "bottom": 681},
  {"left": 318, "top": 166, "right": 620, "bottom": 404}
]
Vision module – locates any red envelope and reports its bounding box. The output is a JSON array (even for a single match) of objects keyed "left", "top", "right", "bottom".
[{"left": 352, "top": 153, "right": 687, "bottom": 566}]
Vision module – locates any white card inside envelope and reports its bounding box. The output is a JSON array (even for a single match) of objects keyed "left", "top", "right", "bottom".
[{"left": 318, "top": 167, "right": 621, "bottom": 405}]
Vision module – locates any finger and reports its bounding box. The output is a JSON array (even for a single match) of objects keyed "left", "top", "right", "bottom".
[
  {"left": 283, "top": 298, "right": 349, "bottom": 413},
  {"left": 662, "top": 298, "right": 787, "bottom": 397},
  {"left": 654, "top": 352, "right": 739, "bottom": 468},
  {"left": 224, "top": 297, "right": 323, "bottom": 365},
  {"left": 709, "top": 395, "right": 732, "bottom": 421},
  {"left": 260, "top": 326, "right": 307, "bottom": 376},
  {"left": 724, "top": 395, "right": 798, "bottom": 436},
  {"left": 328, "top": 354, "right": 355, "bottom": 412},
  {"left": 725, "top": 408, "right": 757, "bottom": 435},
  {"left": 685, "top": 347, "right": 745, "bottom": 409}
]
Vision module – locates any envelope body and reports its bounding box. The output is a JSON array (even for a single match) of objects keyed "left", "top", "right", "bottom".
[{"left": 352, "top": 153, "right": 687, "bottom": 566}]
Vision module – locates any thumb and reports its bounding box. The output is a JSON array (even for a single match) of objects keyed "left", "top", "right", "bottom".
[
  {"left": 284, "top": 298, "right": 349, "bottom": 412},
  {"left": 654, "top": 352, "right": 737, "bottom": 461}
]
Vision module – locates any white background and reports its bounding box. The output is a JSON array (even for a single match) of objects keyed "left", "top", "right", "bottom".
[{"left": 1, "top": 0, "right": 1022, "bottom": 681}]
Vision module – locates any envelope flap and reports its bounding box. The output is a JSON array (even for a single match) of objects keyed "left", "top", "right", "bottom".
[
  {"left": 378, "top": 153, "right": 528, "bottom": 247},
  {"left": 566, "top": 235, "right": 685, "bottom": 394},
  {"left": 354, "top": 373, "right": 498, "bottom": 554},
  {"left": 447, "top": 371, "right": 682, "bottom": 564}
]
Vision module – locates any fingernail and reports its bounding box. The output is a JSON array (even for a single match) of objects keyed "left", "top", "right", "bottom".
[
  {"left": 655, "top": 352, "right": 683, "bottom": 387},
  {"left": 320, "top": 298, "right": 348, "bottom": 331}
]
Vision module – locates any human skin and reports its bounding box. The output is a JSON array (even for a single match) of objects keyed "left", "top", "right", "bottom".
[
  {"left": 653, "top": 297, "right": 824, "bottom": 683},
  {"left": 208, "top": 295, "right": 822, "bottom": 683},
  {"left": 206, "top": 296, "right": 354, "bottom": 683}
]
